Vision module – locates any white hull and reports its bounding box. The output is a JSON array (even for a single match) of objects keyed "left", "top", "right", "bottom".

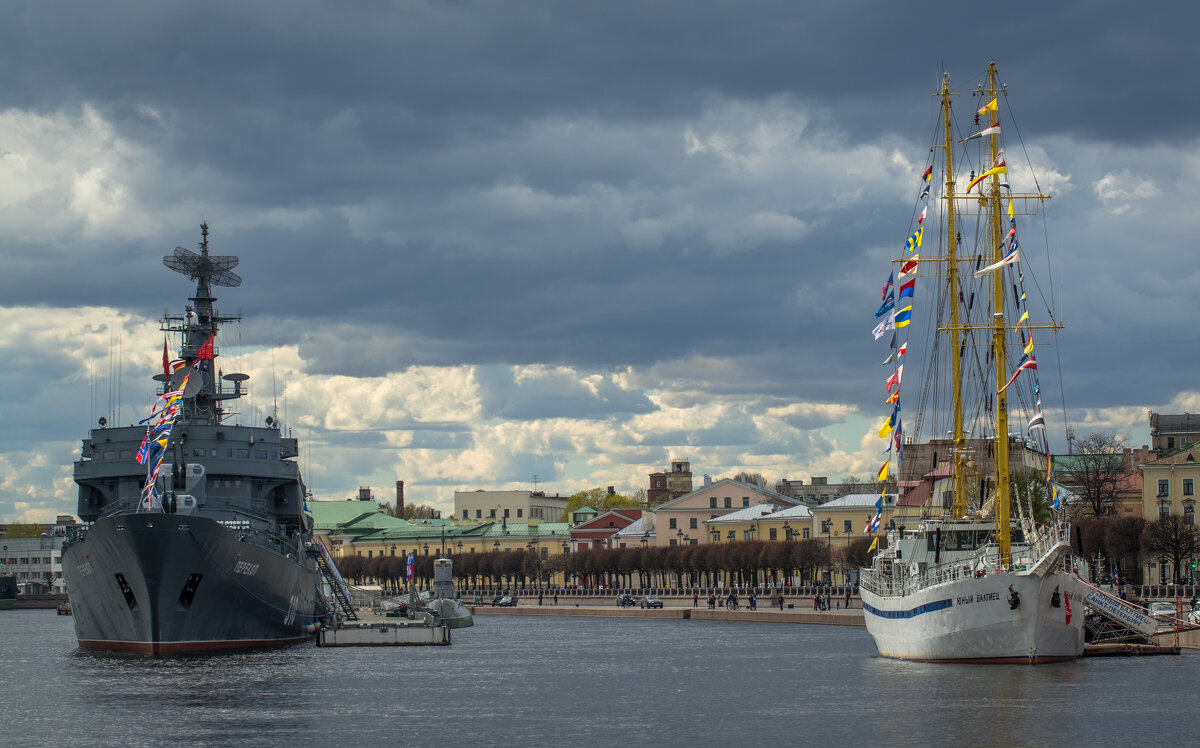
[{"left": 861, "top": 570, "right": 1084, "bottom": 663}]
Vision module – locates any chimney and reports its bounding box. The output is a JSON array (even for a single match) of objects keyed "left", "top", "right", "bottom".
[
  {"left": 396, "top": 480, "right": 405, "bottom": 514},
  {"left": 607, "top": 485, "right": 615, "bottom": 496}
]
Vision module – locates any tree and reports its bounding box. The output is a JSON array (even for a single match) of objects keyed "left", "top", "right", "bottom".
[
  {"left": 1011, "top": 470, "right": 1052, "bottom": 525},
  {"left": 559, "top": 488, "right": 641, "bottom": 521},
  {"left": 378, "top": 502, "right": 440, "bottom": 520},
  {"left": 720, "top": 472, "right": 770, "bottom": 488},
  {"left": 1141, "top": 516, "right": 1200, "bottom": 584},
  {"left": 2, "top": 523, "right": 44, "bottom": 539},
  {"left": 1058, "top": 432, "right": 1127, "bottom": 517}
]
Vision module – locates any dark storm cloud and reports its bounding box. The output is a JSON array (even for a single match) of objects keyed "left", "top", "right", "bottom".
[{"left": 2, "top": 0, "right": 1198, "bottom": 521}]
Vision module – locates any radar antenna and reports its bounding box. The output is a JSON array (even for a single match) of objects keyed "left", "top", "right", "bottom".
[{"left": 162, "top": 221, "right": 242, "bottom": 288}]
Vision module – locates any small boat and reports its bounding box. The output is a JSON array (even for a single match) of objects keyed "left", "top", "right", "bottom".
[{"left": 858, "top": 63, "right": 1085, "bottom": 664}]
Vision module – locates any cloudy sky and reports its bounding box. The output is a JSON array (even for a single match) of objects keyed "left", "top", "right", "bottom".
[{"left": 2, "top": 1, "right": 1194, "bottom": 522}]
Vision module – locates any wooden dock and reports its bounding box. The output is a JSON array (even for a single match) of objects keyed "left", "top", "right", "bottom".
[{"left": 1083, "top": 642, "right": 1180, "bottom": 657}]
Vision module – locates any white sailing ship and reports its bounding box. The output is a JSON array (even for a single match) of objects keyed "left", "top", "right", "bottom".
[{"left": 858, "top": 63, "right": 1086, "bottom": 664}]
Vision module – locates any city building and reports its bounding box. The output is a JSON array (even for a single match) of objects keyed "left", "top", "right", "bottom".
[
  {"left": 647, "top": 459, "right": 693, "bottom": 505},
  {"left": 0, "top": 515, "right": 77, "bottom": 594},
  {"left": 773, "top": 476, "right": 866, "bottom": 506},
  {"left": 570, "top": 508, "right": 642, "bottom": 551},
  {"left": 651, "top": 478, "right": 799, "bottom": 547},
  {"left": 1149, "top": 412, "right": 1200, "bottom": 457},
  {"left": 453, "top": 489, "right": 569, "bottom": 523}
]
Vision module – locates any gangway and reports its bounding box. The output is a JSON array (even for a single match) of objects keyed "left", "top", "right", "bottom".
[
  {"left": 311, "top": 540, "right": 358, "bottom": 621},
  {"left": 1076, "top": 579, "right": 1200, "bottom": 644}
]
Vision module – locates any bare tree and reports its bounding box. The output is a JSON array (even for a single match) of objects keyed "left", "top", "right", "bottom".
[
  {"left": 1058, "top": 432, "right": 1127, "bottom": 517},
  {"left": 1141, "top": 516, "right": 1200, "bottom": 584}
]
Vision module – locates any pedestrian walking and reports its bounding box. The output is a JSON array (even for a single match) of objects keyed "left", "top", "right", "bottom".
[
  {"left": 554, "top": 592, "right": 559, "bottom": 605},
  {"left": 777, "top": 593, "right": 784, "bottom": 611},
  {"left": 538, "top": 592, "right": 543, "bottom": 606},
  {"left": 693, "top": 592, "right": 699, "bottom": 608},
  {"left": 845, "top": 588, "right": 851, "bottom": 609}
]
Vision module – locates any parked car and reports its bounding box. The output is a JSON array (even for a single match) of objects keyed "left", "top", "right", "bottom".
[
  {"left": 1147, "top": 601, "right": 1176, "bottom": 622},
  {"left": 639, "top": 594, "right": 664, "bottom": 609},
  {"left": 494, "top": 595, "right": 517, "bottom": 607},
  {"left": 616, "top": 594, "right": 637, "bottom": 608}
]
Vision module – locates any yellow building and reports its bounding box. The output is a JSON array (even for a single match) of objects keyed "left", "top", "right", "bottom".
[
  {"left": 1139, "top": 444, "right": 1200, "bottom": 583},
  {"left": 810, "top": 493, "right": 894, "bottom": 584},
  {"left": 651, "top": 478, "right": 801, "bottom": 546}
]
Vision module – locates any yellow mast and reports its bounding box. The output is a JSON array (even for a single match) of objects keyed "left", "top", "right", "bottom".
[
  {"left": 983, "top": 61, "right": 1012, "bottom": 566},
  {"left": 941, "top": 74, "right": 967, "bottom": 519}
]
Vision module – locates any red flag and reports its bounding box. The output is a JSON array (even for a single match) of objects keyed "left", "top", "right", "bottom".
[
  {"left": 1064, "top": 591, "right": 1072, "bottom": 626},
  {"left": 162, "top": 337, "right": 170, "bottom": 379},
  {"left": 190, "top": 334, "right": 215, "bottom": 363}
]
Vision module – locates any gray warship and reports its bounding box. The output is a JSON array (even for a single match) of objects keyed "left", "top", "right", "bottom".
[{"left": 62, "top": 223, "right": 327, "bottom": 654}]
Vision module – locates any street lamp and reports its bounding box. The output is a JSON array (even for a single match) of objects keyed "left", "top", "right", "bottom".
[
  {"left": 783, "top": 522, "right": 793, "bottom": 541},
  {"left": 821, "top": 519, "right": 833, "bottom": 585},
  {"left": 423, "top": 543, "right": 430, "bottom": 556},
  {"left": 456, "top": 541, "right": 463, "bottom": 554}
]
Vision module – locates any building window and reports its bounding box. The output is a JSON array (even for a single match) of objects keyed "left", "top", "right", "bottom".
[
  {"left": 769, "top": 528, "right": 777, "bottom": 540},
  {"left": 517, "top": 508, "right": 523, "bottom": 518},
  {"left": 742, "top": 497, "right": 750, "bottom": 507},
  {"left": 1185, "top": 504, "right": 1196, "bottom": 525},
  {"left": 724, "top": 497, "right": 731, "bottom": 508},
  {"left": 1169, "top": 436, "right": 1176, "bottom": 449},
  {"left": 743, "top": 530, "right": 752, "bottom": 541},
  {"left": 463, "top": 509, "right": 469, "bottom": 519},
  {"left": 1186, "top": 479, "right": 1194, "bottom": 496},
  {"left": 367, "top": 551, "right": 372, "bottom": 558},
  {"left": 490, "top": 509, "right": 496, "bottom": 518},
  {"left": 1159, "top": 480, "right": 1170, "bottom": 498},
  {"left": 802, "top": 529, "right": 810, "bottom": 539},
  {"left": 669, "top": 539, "right": 677, "bottom": 547},
  {"left": 843, "top": 520, "right": 853, "bottom": 533},
  {"left": 1160, "top": 502, "right": 1172, "bottom": 519},
  {"left": 476, "top": 509, "right": 482, "bottom": 519},
  {"left": 727, "top": 530, "right": 735, "bottom": 540},
  {"left": 669, "top": 518, "right": 677, "bottom": 530},
  {"left": 504, "top": 509, "right": 510, "bottom": 518},
  {"left": 710, "top": 497, "right": 717, "bottom": 508},
  {"left": 689, "top": 518, "right": 697, "bottom": 529}
]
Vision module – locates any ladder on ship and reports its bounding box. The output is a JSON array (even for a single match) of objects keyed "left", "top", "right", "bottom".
[{"left": 311, "top": 541, "right": 358, "bottom": 621}]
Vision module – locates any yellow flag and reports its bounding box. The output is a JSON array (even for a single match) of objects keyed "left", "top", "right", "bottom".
[
  {"left": 868, "top": 536, "right": 878, "bottom": 553},
  {"left": 977, "top": 97, "right": 998, "bottom": 115},
  {"left": 1008, "top": 198, "right": 1015, "bottom": 221},
  {"left": 1024, "top": 339, "right": 1034, "bottom": 355},
  {"left": 878, "top": 419, "right": 893, "bottom": 438},
  {"left": 1019, "top": 310, "right": 1029, "bottom": 323},
  {"left": 876, "top": 460, "right": 889, "bottom": 482}
]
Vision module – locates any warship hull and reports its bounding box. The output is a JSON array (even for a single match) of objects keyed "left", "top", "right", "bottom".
[{"left": 62, "top": 514, "right": 322, "bottom": 654}]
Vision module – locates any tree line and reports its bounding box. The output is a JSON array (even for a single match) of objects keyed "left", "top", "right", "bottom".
[{"left": 333, "top": 536, "right": 877, "bottom": 592}]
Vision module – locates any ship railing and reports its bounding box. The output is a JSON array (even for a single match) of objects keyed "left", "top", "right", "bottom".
[{"left": 861, "top": 534, "right": 1071, "bottom": 599}]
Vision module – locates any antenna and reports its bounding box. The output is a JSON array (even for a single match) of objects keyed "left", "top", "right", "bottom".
[{"left": 162, "top": 222, "right": 242, "bottom": 288}]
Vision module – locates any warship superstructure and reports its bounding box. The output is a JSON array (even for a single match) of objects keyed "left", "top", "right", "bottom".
[{"left": 62, "top": 223, "right": 326, "bottom": 654}]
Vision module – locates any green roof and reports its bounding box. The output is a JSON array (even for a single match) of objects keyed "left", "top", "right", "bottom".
[{"left": 308, "top": 500, "right": 389, "bottom": 531}]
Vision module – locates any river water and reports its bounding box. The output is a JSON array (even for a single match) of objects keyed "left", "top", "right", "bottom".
[{"left": 2, "top": 609, "right": 1194, "bottom": 746}]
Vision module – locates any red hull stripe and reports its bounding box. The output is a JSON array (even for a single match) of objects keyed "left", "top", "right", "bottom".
[{"left": 77, "top": 636, "right": 312, "bottom": 655}]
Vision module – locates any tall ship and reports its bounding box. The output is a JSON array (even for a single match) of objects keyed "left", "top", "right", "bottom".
[
  {"left": 858, "top": 63, "right": 1085, "bottom": 663},
  {"left": 62, "top": 223, "right": 326, "bottom": 654}
]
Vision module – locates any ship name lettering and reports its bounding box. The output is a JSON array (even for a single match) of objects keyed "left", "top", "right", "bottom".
[
  {"left": 975, "top": 592, "right": 999, "bottom": 603},
  {"left": 233, "top": 560, "right": 260, "bottom": 576}
]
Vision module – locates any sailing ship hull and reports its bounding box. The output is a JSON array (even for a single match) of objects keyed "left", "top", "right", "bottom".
[
  {"left": 62, "top": 514, "right": 323, "bottom": 655},
  {"left": 860, "top": 571, "right": 1085, "bottom": 664}
]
